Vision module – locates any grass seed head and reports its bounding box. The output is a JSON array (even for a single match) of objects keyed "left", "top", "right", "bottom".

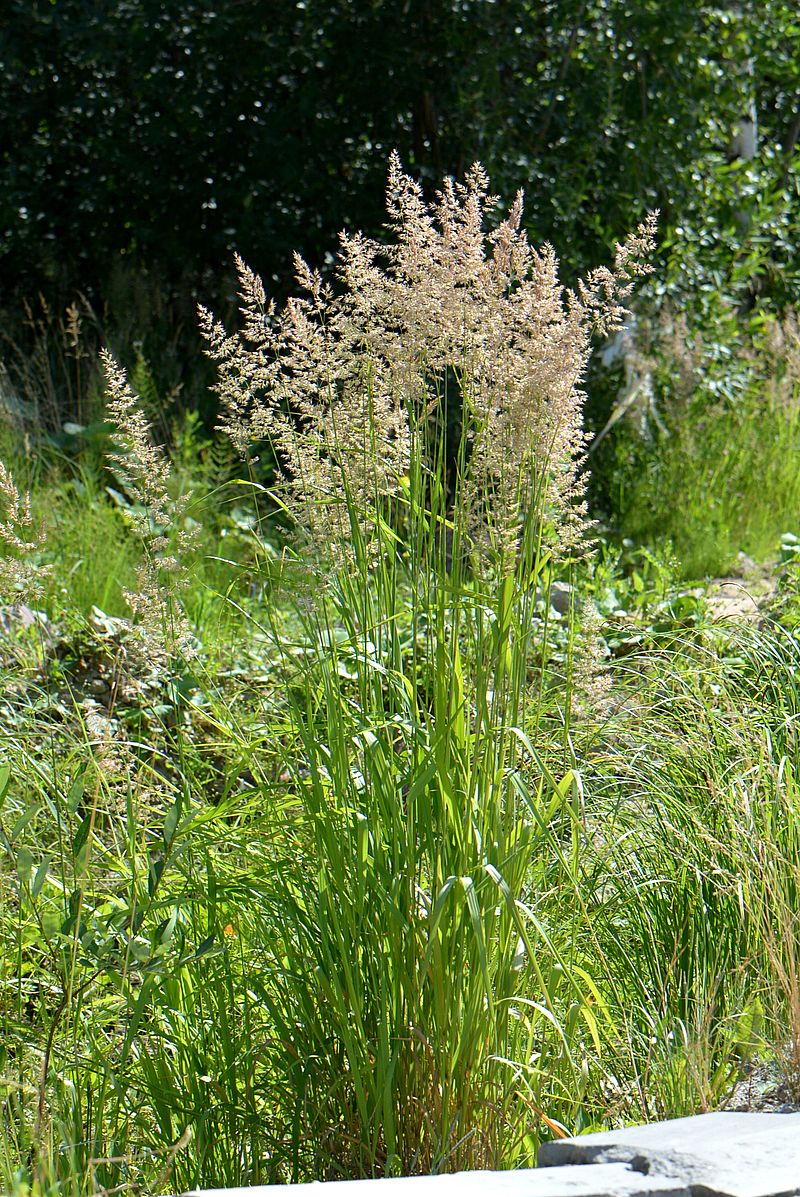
[{"left": 202, "top": 158, "right": 656, "bottom": 572}]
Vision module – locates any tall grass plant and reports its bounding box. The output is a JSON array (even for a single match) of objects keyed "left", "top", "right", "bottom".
[{"left": 4, "top": 161, "right": 800, "bottom": 1196}]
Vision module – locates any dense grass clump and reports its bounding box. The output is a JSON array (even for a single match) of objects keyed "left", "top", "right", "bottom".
[{"left": 2, "top": 164, "right": 800, "bottom": 1197}]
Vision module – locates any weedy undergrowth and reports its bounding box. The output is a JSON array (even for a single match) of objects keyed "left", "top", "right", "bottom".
[{"left": 599, "top": 307, "right": 800, "bottom": 577}]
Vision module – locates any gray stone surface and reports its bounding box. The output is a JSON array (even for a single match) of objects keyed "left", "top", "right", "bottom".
[
  {"left": 724, "top": 1058, "right": 800, "bottom": 1114},
  {"left": 180, "top": 1112, "right": 800, "bottom": 1197},
  {"left": 188, "top": 1162, "right": 689, "bottom": 1197},
  {"left": 547, "top": 582, "right": 574, "bottom": 615},
  {"left": 539, "top": 1111, "right": 800, "bottom": 1196}
]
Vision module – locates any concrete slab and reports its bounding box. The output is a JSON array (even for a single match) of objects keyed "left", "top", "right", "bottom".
[
  {"left": 177, "top": 1111, "right": 800, "bottom": 1197},
  {"left": 187, "top": 1161, "right": 689, "bottom": 1197},
  {"left": 538, "top": 1111, "right": 800, "bottom": 1197}
]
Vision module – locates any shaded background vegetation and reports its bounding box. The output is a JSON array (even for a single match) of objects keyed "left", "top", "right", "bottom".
[{"left": 2, "top": 2, "right": 799, "bottom": 332}]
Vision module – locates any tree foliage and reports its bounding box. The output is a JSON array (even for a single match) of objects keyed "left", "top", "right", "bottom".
[{"left": 0, "top": 1, "right": 797, "bottom": 317}]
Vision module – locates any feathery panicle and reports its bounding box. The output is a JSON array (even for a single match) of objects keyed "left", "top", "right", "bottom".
[
  {"left": 765, "top": 310, "right": 800, "bottom": 411},
  {"left": 201, "top": 158, "right": 656, "bottom": 571},
  {"left": 0, "top": 461, "right": 49, "bottom": 599},
  {"left": 101, "top": 350, "right": 196, "bottom": 661},
  {"left": 102, "top": 348, "right": 190, "bottom": 564},
  {"left": 570, "top": 599, "right": 613, "bottom": 720},
  {"left": 577, "top": 212, "right": 660, "bottom": 336}
]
